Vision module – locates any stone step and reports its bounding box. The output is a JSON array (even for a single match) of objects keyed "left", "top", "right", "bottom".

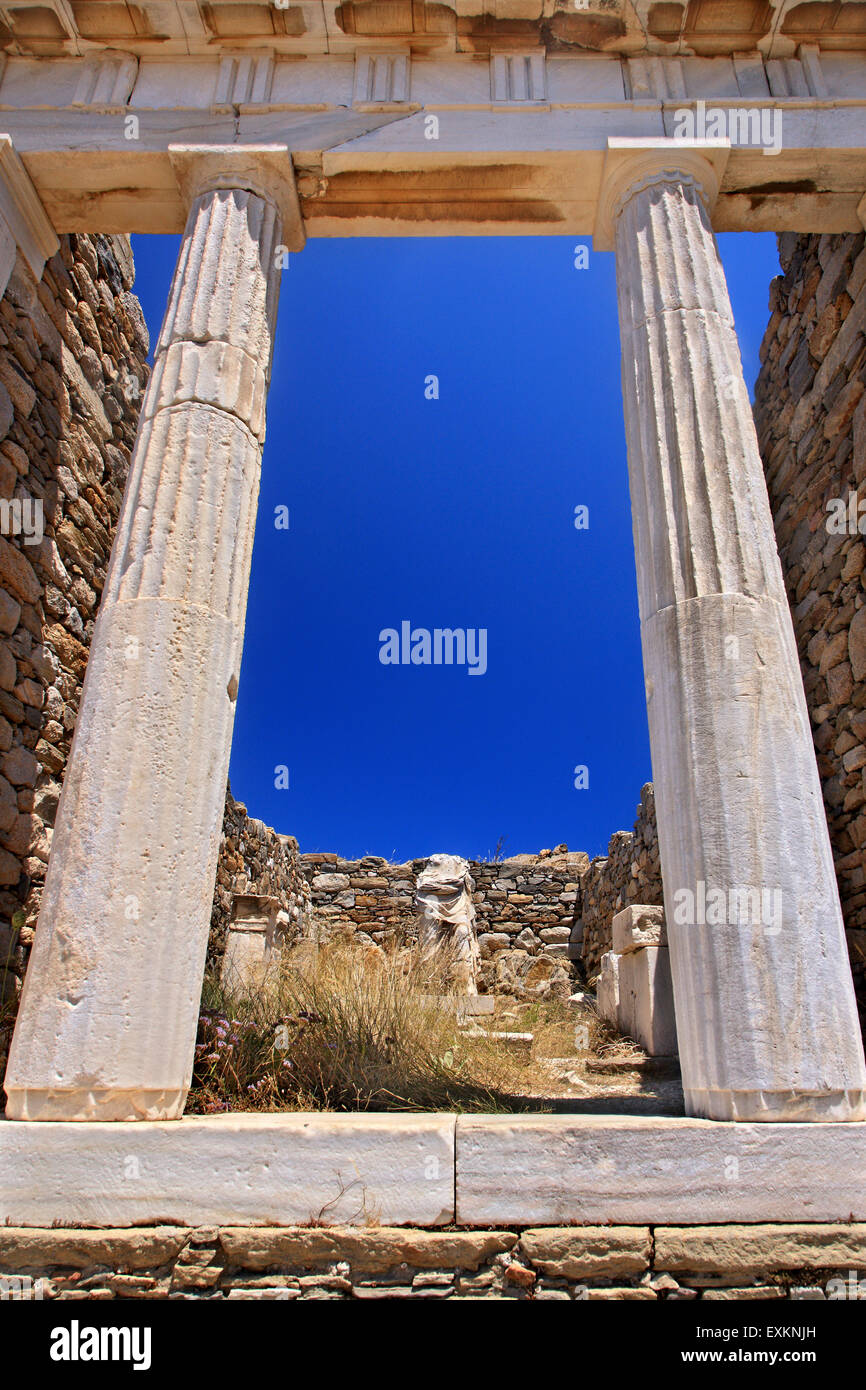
[{"left": 584, "top": 1056, "right": 680, "bottom": 1080}]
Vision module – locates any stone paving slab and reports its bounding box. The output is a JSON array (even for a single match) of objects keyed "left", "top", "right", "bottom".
[
  {"left": 455, "top": 1115, "right": 866, "bottom": 1225},
  {"left": 0, "top": 1113, "right": 455, "bottom": 1228},
  {"left": 4, "top": 1112, "right": 866, "bottom": 1231}
]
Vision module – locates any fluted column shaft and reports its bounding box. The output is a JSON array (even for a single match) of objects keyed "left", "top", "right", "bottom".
[
  {"left": 4, "top": 175, "right": 283, "bottom": 1120},
  {"left": 612, "top": 162, "right": 866, "bottom": 1121}
]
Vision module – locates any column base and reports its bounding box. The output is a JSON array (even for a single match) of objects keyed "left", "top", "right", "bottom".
[
  {"left": 685, "top": 1086, "right": 866, "bottom": 1122},
  {"left": 4, "top": 1087, "right": 187, "bottom": 1122}
]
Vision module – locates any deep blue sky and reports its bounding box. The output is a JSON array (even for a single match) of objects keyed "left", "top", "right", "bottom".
[{"left": 130, "top": 229, "right": 780, "bottom": 862}]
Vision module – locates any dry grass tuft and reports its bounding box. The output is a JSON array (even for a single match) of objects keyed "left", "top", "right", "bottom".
[
  {"left": 188, "top": 938, "right": 543, "bottom": 1114},
  {"left": 589, "top": 1016, "right": 646, "bottom": 1061},
  {"left": 497, "top": 992, "right": 645, "bottom": 1062}
]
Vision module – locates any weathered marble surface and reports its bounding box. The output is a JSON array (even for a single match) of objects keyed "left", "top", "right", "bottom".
[
  {"left": 616, "top": 945, "right": 678, "bottom": 1057},
  {"left": 4, "top": 1111, "right": 866, "bottom": 1230},
  {"left": 0, "top": 1113, "right": 456, "bottom": 1227},
  {"left": 456, "top": 1115, "right": 866, "bottom": 1224},
  {"left": 607, "top": 146, "right": 866, "bottom": 1121},
  {"left": 612, "top": 903, "right": 666, "bottom": 955},
  {"left": 416, "top": 853, "right": 480, "bottom": 994},
  {"left": 597, "top": 906, "right": 677, "bottom": 1055},
  {"left": 220, "top": 894, "right": 291, "bottom": 992},
  {"left": 4, "top": 154, "right": 288, "bottom": 1121}
]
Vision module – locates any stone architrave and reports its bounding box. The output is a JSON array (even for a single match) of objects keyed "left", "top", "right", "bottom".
[
  {"left": 3, "top": 148, "right": 299, "bottom": 1122},
  {"left": 597, "top": 139, "right": 866, "bottom": 1122},
  {"left": 0, "top": 136, "right": 59, "bottom": 298},
  {"left": 415, "top": 854, "right": 481, "bottom": 995}
]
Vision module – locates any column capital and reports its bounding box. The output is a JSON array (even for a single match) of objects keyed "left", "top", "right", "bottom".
[
  {"left": 593, "top": 137, "right": 730, "bottom": 251},
  {"left": 168, "top": 143, "right": 305, "bottom": 252},
  {"left": 0, "top": 134, "right": 60, "bottom": 293}
]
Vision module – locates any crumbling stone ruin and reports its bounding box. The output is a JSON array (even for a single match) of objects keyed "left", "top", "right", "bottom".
[
  {"left": 0, "top": 226, "right": 863, "bottom": 1054},
  {"left": 299, "top": 843, "right": 586, "bottom": 999},
  {"left": 209, "top": 789, "right": 310, "bottom": 973},
  {"left": 2, "top": 5, "right": 866, "bottom": 1312}
]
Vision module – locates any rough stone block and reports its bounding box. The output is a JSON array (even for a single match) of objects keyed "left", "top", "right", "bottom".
[
  {"left": 0, "top": 538, "right": 39, "bottom": 606},
  {"left": 311, "top": 873, "right": 350, "bottom": 891},
  {"left": 0, "top": 1227, "right": 188, "bottom": 1271},
  {"left": 701, "top": 1286, "right": 785, "bottom": 1299},
  {"left": 584, "top": 1286, "right": 656, "bottom": 1300},
  {"left": 518, "top": 1226, "right": 650, "bottom": 1278},
  {"left": 655, "top": 1223, "right": 866, "bottom": 1277},
  {"left": 219, "top": 1226, "right": 515, "bottom": 1273}
]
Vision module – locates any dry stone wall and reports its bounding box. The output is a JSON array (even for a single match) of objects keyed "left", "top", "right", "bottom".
[
  {"left": 301, "top": 853, "right": 417, "bottom": 945},
  {"left": 753, "top": 232, "right": 866, "bottom": 1019},
  {"left": 470, "top": 849, "right": 586, "bottom": 997},
  {"left": 299, "top": 848, "right": 587, "bottom": 998}
]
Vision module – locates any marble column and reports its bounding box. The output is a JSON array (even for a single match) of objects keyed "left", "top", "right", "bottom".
[
  {"left": 598, "top": 142, "right": 866, "bottom": 1121},
  {"left": 4, "top": 147, "right": 300, "bottom": 1120}
]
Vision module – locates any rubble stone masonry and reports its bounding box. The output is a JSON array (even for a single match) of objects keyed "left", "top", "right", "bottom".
[{"left": 1, "top": 1221, "right": 863, "bottom": 1300}]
